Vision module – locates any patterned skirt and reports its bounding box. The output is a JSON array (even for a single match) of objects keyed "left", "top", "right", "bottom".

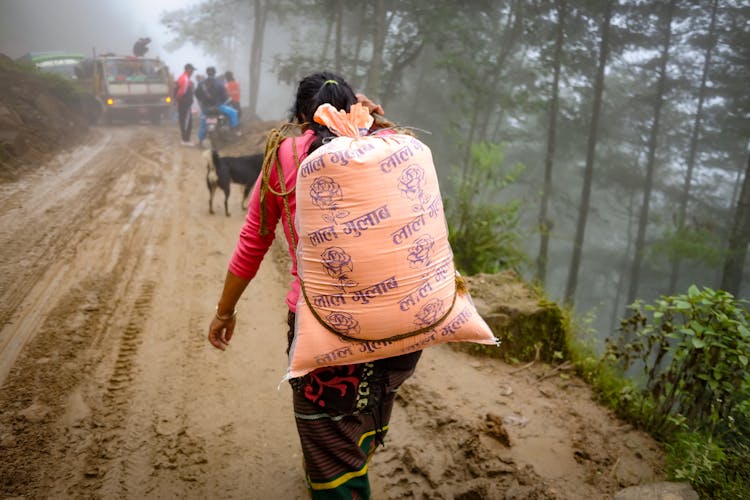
[{"left": 287, "top": 311, "right": 421, "bottom": 499}]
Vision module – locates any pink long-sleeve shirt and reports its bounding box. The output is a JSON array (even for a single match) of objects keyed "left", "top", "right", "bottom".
[{"left": 228, "top": 129, "right": 317, "bottom": 311}]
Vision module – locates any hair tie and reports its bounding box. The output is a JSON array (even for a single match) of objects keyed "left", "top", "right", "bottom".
[{"left": 323, "top": 80, "right": 338, "bottom": 86}]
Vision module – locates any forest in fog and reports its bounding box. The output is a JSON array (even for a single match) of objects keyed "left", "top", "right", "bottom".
[{"left": 161, "top": 0, "right": 750, "bottom": 341}]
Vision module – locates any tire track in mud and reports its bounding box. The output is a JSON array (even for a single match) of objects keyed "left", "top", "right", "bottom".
[
  {"left": 0, "top": 127, "right": 175, "bottom": 497},
  {"left": 0, "top": 132, "right": 115, "bottom": 329},
  {"left": 4, "top": 123, "right": 330, "bottom": 499},
  {"left": 0, "top": 143, "right": 132, "bottom": 384},
  {"left": 147, "top": 309, "right": 211, "bottom": 493},
  {"left": 70, "top": 132, "right": 214, "bottom": 499},
  {"left": 0, "top": 275, "right": 117, "bottom": 496},
  {"left": 126, "top": 200, "right": 216, "bottom": 498},
  {"left": 80, "top": 281, "right": 156, "bottom": 498},
  {"left": 67, "top": 130, "right": 188, "bottom": 499},
  {"left": 0, "top": 129, "right": 157, "bottom": 382},
  {"left": 0, "top": 247, "right": 159, "bottom": 496}
]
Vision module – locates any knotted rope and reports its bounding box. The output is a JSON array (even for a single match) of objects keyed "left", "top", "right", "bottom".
[{"left": 258, "top": 123, "right": 303, "bottom": 248}]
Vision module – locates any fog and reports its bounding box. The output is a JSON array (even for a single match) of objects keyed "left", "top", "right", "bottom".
[
  {"left": 0, "top": 0, "right": 293, "bottom": 119},
  {"left": 2, "top": 0, "right": 748, "bottom": 342}
]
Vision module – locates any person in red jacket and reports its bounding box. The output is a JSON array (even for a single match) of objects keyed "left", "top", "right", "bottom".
[
  {"left": 175, "top": 63, "right": 195, "bottom": 146},
  {"left": 224, "top": 71, "right": 241, "bottom": 120}
]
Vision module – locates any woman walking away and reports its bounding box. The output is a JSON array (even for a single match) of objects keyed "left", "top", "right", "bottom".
[{"left": 207, "top": 71, "right": 421, "bottom": 498}]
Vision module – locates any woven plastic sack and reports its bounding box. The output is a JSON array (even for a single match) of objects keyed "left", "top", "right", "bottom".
[{"left": 287, "top": 104, "right": 497, "bottom": 379}]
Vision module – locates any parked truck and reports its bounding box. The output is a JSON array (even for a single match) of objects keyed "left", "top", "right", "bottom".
[{"left": 75, "top": 54, "right": 172, "bottom": 124}]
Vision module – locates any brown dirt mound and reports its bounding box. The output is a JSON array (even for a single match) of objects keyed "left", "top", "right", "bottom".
[
  {"left": 0, "top": 54, "right": 90, "bottom": 180},
  {"left": 465, "top": 271, "right": 569, "bottom": 362}
]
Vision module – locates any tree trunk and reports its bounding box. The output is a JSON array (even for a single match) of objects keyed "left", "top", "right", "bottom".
[
  {"left": 365, "top": 0, "right": 387, "bottom": 98},
  {"left": 564, "top": 0, "right": 614, "bottom": 305},
  {"left": 536, "top": 0, "right": 567, "bottom": 285},
  {"left": 223, "top": 33, "right": 236, "bottom": 74},
  {"left": 625, "top": 0, "right": 675, "bottom": 306},
  {"left": 721, "top": 151, "right": 750, "bottom": 295},
  {"left": 668, "top": 0, "right": 718, "bottom": 293},
  {"left": 321, "top": 11, "right": 334, "bottom": 62},
  {"left": 462, "top": 0, "right": 524, "bottom": 186},
  {"left": 379, "top": 40, "right": 423, "bottom": 110},
  {"left": 352, "top": 11, "right": 366, "bottom": 87},
  {"left": 247, "top": 0, "right": 268, "bottom": 122},
  {"left": 478, "top": 0, "right": 524, "bottom": 143},
  {"left": 334, "top": 0, "right": 343, "bottom": 73},
  {"left": 409, "top": 44, "right": 432, "bottom": 119},
  {"left": 610, "top": 189, "right": 637, "bottom": 333},
  {"left": 460, "top": 103, "right": 481, "bottom": 187},
  {"left": 729, "top": 141, "right": 750, "bottom": 208}
]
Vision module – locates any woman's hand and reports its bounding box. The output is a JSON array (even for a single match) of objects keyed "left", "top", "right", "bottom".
[
  {"left": 209, "top": 272, "right": 250, "bottom": 351},
  {"left": 208, "top": 315, "right": 236, "bottom": 351},
  {"left": 356, "top": 93, "right": 384, "bottom": 116}
]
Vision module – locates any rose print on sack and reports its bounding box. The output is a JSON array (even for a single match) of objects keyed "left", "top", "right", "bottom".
[
  {"left": 398, "top": 166, "right": 430, "bottom": 212},
  {"left": 407, "top": 235, "right": 435, "bottom": 269},
  {"left": 414, "top": 298, "right": 445, "bottom": 327},
  {"left": 326, "top": 311, "right": 361, "bottom": 336},
  {"left": 310, "top": 176, "right": 349, "bottom": 224},
  {"left": 321, "top": 246, "right": 358, "bottom": 291}
]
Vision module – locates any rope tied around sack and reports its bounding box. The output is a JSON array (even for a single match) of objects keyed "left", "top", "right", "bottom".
[
  {"left": 258, "top": 108, "right": 472, "bottom": 348},
  {"left": 258, "top": 122, "right": 303, "bottom": 246}
]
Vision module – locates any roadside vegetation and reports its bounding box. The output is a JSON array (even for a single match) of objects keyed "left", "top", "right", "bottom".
[
  {"left": 0, "top": 57, "right": 91, "bottom": 178},
  {"left": 583, "top": 287, "right": 750, "bottom": 499},
  {"left": 446, "top": 143, "right": 749, "bottom": 499},
  {"left": 4, "top": 56, "right": 88, "bottom": 108}
]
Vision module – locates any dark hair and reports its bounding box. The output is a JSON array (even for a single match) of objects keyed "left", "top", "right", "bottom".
[
  {"left": 225, "top": 71, "right": 234, "bottom": 81},
  {"left": 206, "top": 66, "right": 216, "bottom": 77},
  {"left": 290, "top": 71, "right": 357, "bottom": 152}
]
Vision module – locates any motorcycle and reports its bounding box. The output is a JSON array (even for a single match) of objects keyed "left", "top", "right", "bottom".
[{"left": 204, "top": 106, "right": 232, "bottom": 149}]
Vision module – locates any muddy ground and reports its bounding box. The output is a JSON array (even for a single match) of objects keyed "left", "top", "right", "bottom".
[{"left": 0, "top": 122, "right": 665, "bottom": 499}]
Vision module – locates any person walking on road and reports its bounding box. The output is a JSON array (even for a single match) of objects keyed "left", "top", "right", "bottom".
[
  {"left": 207, "top": 71, "right": 415, "bottom": 499},
  {"left": 175, "top": 63, "right": 195, "bottom": 146}
]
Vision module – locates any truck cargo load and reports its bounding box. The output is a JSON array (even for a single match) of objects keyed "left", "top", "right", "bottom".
[{"left": 76, "top": 55, "right": 172, "bottom": 124}]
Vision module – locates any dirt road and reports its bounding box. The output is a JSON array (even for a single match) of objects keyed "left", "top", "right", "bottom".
[{"left": 0, "top": 124, "right": 664, "bottom": 499}]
